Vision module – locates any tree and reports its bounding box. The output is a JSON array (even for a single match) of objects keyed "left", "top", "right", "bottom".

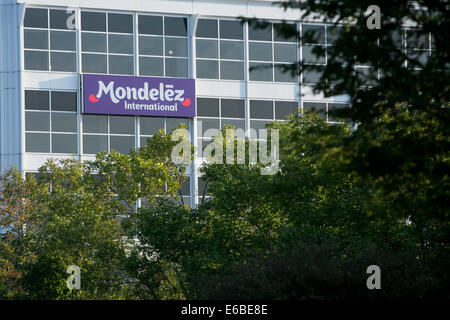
[
  {"left": 0, "top": 127, "right": 190, "bottom": 299},
  {"left": 262, "top": 0, "right": 450, "bottom": 244}
]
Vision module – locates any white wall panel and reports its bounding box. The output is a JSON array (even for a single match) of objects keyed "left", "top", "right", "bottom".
[
  {"left": 23, "top": 73, "right": 78, "bottom": 90},
  {"left": 248, "top": 82, "right": 299, "bottom": 100},
  {"left": 196, "top": 80, "right": 245, "bottom": 98}
]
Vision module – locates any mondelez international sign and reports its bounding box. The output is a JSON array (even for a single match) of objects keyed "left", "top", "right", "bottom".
[{"left": 82, "top": 74, "right": 196, "bottom": 118}]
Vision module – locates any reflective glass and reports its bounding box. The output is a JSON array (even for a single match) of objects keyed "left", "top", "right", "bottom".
[
  {"left": 165, "top": 58, "right": 188, "bottom": 78},
  {"left": 51, "top": 113, "right": 77, "bottom": 132},
  {"left": 220, "top": 41, "right": 243, "bottom": 60},
  {"left": 26, "top": 133, "right": 50, "bottom": 152},
  {"left": 50, "top": 31, "right": 76, "bottom": 51},
  {"left": 51, "top": 52, "right": 76, "bottom": 72},
  {"left": 197, "top": 98, "right": 219, "bottom": 117},
  {"left": 139, "top": 57, "right": 164, "bottom": 76},
  {"left": 81, "top": 11, "right": 106, "bottom": 32},
  {"left": 24, "top": 30, "right": 48, "bottom": 49},
  {"left": 139, "top": 36, "right": 163, "bottom": 55},
  {"left": 52, "top": 134, "right": 77, "bottom": 153},
  {"left": 196, "top": 39, "right": 218, "bottom": 59},
  {"left": 196, "top": 19, "right": 218, "bottom": 38},
  {"left": 82, "top": 54, "right": 107, "bottom": 73}
]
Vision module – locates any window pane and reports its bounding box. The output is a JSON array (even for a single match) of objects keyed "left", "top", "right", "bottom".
[
  {"left": 249, "top": 23, "right": 272, "bottom": 41},
  {"left": 24, "top": 8, "right": 48, "bottom": 28},
  {"left": 165, "top": 58, "right": 188, "bottom": 78},
  {"left": 52, "top": 134, "right": 77, "bottom": 153},
  {"left": 406, "top": 30, "right": 428, "bottom": 49},
  {"left": 220, "top": 61, "right": 244, "bottom": 80},
  {"left": 196, "top": 19, "right": 218, "bottom": 38},
  {"left": 139, "top": 57, "right": 164, "bottom": 76},
  {"left": 50, "top": 31, "right": 76, "bottom": 51},
  {"left": 249, "top": 42, "right": 272, "bottom": 61},
  {"left": 139, "top": 15, "right": 163, "bottom": 35},
  {"left": 166, "top": 118, "right": 189, "bottom": 133},
  {"left": 303, "top": 102, "right": 326, "bottom": 118},
  {"left": 274, "top": 64, "right": 297, "bottom": 83},
  {"left": 407, "top": 50, "right": 429, "bottom": 66},
  {"left": 52, "top": 113, "right": 77, "bottom": 132},
  {"left": 51, "top": 91, "right": 77, "bottom": 111},
  {"left": 109, "top": 55, "right": 134, "bottom": 75},
  {"left": 302, "top": 67, "right": 323, "bottom": 83},
  {"left": 165, "top": 17, "right": 187, "bottom": 37},
  {"left": 51, "top": 52, "right": 76, "bottom": 72},
  {"left": 24, "top": 30, "right": 48, "bottom": 49},
  {"left": 180, "top": 179, "right": 190, "bottom": 196},
  {"left": 274, "top": 22, "right": 297, "bottom": 42},
  {"left": 327, "top": 26, "right": 343, "bottom": 44},
  {"left": 82, "top": 33, "right": 107, "bottom": 52},
  {"left": 198, "top": 177, "right": 210, "bottom": 197},
  {"left": 196, "top": 39, "right": 218, "bottom": 59},
  {"left": 26, "top": 112, "right": 50, "bottom": 131},
  {"left": 81, "top": 11, "right": 106, "bottom": 32},
  {"left": 26, "top": 90, "right": 49, "bottom": 110},
  {"left": 220, "top": 20, "right": 243, "bottom": 40},
  {"left": 328, "top": 103, "right": 350, "bottom": 122},
  {"left": 302, "top": 25, "right": 325, "bottom": 44},
  {"left": 109, "top": 34, "right": 133, "bottom": 54},
  {"left": 274, "top": 43, "right": 297, "bottom": 62},
  {"left": 196, "top": 60, "right": 219, "bottom": 79},
  {"left": 139, "top": 36, "right": 163, "bottom": 55},
  {"left": 50, "top": 9, "right": 74, "bottom": 30},
  {"left": 82, "top": 54, "right": 107, "bottom": 73},
  {"left": 140, "top": 117, "right": 165, "bottom": 135},
  {"left": 82, "top": 115, "right": 108, "bottom": 133},
  {"left": 197, "top": 98, "right": 219, "bottom": 117},
  {"left": 221, "top": 99, "right": 245, "bottom": 118},
  {"left": 220, "top": 41, "right": 243, "bottom": 60},
  {"left": 140, "top": 137, "right": 150, "bottom": 147},
  {"left": 108, "top": 13, "right": 133, "bottom": 33},
  {"left": 221, "top": 119, "right": 245, "bottom": 136},
  {"left": 83, "top": 135, "right": 108, "bottom": 154},
  {"left": 26, "top": 133, "right": 50, "bottom": 152},
  {"left": 275, "top": 101, "right": 298, "bottom": 119},
  {"left": 110, "top": 116, "right": 135, "bottom": 134},
  {"left": 302, "top": 45, "right": 326, "bottom": 64},
  {"left": 165, "top": 37, "right": 188, "bottom": 57},
  {"left": 250, "top": 120, "right": 270, "bottom": 139},
  {"left": 250, "top": 100, "right": 273, "bottom": 119},
  {"left": 110, "top": 136, "right": 135, "bottom": 154},
  {"left": 197, "top": 118, "right": 220, "bottom": 138},
  {"left": 249, "top": 62, "right": 273, "bottom": 81},
  {"left": 25, "top": 51, "right": 49, "bottom": 71}
]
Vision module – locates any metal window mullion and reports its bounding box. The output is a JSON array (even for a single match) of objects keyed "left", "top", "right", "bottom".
[{"left": 244, "top": 20, "right": 251, "bottom": 140}]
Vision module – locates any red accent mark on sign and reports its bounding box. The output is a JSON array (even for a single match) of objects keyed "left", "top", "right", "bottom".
[
  {"left": 181, "top": 98, "right": 191, "bottom": 107},
  {"left": 89, "top": 94, "right": 99, "bottom": 103}
]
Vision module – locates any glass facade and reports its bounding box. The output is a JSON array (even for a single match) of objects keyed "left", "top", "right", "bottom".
[{"left": 21, "top": 6, "right": 383, "bottom": 206}]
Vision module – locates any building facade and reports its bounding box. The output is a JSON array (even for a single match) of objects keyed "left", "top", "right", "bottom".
[{"left": 0, "top": 0, "right": 352, "bottom": 206}]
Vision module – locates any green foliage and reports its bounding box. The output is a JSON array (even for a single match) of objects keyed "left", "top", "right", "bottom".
[{"left": 0, "top": 128, "right": 190, "bottom": 299}]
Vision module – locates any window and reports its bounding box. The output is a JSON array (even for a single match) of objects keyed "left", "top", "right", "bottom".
[
  {"left": 25, "top": 90, "right": 78, "bottom": 153},
  {"left": 196, "top": 19, "right": 244, "bottom": 80},
  {"left": 138, "top": 15, "right": 188, "bottom": 78},
  {"left": 249, "top": 22, "right": 298, "bottom": 82},
  {"left": 24, "top": 8, "right": 77, "bottom": 72},
  {"left": 406, "top": 29, "right": 432, "bottom": 69},
  {"left": 81, "top": 11, "right": 134, "bottom": 75},
  {"left": 250, "top": 99, "right": 298, "bottom": 138},
  {"left": 139, "top": 117, "right": 190, "bottom": 147},
  {"left": 196, "top": 98, "right": 245, "bottom": 157},
  {"left": 82, "top": 115, "right": 138, "bottom": 154},
  {"left": 303, "top": 101, "right": 350, "bottom": 123}
]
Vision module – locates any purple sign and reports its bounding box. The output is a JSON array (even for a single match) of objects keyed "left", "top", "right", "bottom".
[{"left": 82, "top": 74, "right": 196, "bottom": 118}]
